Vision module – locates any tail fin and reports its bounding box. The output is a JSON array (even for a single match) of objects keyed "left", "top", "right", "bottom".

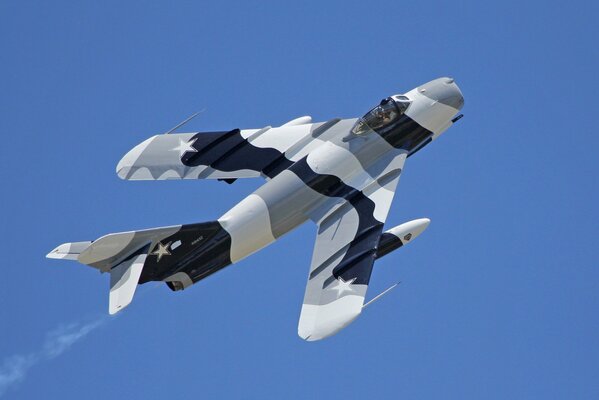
[
  {"left": 47, "top": 222, "right": 230, "bottom": 314},
  {"left": 47, "top": 225, "right": 183, "bottom": 314}
]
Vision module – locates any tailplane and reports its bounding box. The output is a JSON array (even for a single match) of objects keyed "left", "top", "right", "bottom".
[
  {"left": 47, "top": 221, "right": 230, "bottom": 314},
  {"left": 46, "top": 241, "right": 92, "bottom": 261}
]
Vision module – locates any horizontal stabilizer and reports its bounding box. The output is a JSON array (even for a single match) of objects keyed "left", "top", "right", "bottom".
[
  {"left": 48, "top": 221, "right": 227, "bottom": 315},
  {"left": 46, "top": 241, "right": 92, "bottom": 260},
  {"left": 77, "top": 226, "right": 181, "bottom": 272}
]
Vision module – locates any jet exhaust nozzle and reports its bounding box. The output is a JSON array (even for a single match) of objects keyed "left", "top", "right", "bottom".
[{"left": 375, "top": 218, "right": 430, "bottom": 259}]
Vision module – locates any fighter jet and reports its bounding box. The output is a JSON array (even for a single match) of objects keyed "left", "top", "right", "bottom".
[{"left": 47, "top": 77, "right": 464, "bottom": 341}]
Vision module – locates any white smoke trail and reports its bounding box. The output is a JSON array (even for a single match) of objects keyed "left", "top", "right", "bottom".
[
  {"left": 0, "top": 316, "right": 107, "bottom": 397},
  {"left": 0, "top": 282, "right": 160, "bottom": 397},
  {"left": 42, "top": 319, "right": 106, "bottom": 359},
  {"left": 0, "top": 355, "right": 36, "bottom": 397}
]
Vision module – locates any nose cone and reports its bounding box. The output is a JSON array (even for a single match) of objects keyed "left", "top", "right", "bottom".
[{"left": 418, "top": 77, "right": 464, "bottom": 111}]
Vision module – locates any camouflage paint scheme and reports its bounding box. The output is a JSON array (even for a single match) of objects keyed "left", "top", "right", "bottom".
[{"left": 47, "top": 77, "right": 464, "bottom": 341}]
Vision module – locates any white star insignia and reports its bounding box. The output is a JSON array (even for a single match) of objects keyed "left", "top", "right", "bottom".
[
  {"left": 151, "top": 242, "right": 171, "bottom": 262},
  {"left": 171, "top": 138, "right": 198, "bottom": 157},
  {"left": 329, "top": 276, "right": 357, "bottom": 298}
]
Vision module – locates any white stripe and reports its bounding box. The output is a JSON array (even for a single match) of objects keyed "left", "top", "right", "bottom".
[
  {"left": 363, "top": 181, "right": 396, "bottom": 222},
  {"left": 298, "top": 294, "right": 364, "bottom": 341},
  {"left": 405, "top": 88, "right": 459, "bottom": 134},
  {"left": 218, "top": 194, "right": 275, "bottom": 263}
]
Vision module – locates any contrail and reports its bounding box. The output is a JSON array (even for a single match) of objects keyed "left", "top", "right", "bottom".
[
  {"left": 0, "top": 355, "right": 36, "bottom": 397},
  {"left": 0, "top": 282, "right": 160, "bottom": 397},
  {"left": 0, "top": 316, "right": 108, "bottom": 397}
]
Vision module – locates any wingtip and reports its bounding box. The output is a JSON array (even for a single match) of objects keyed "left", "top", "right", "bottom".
[
  {"left": 115, "top": 135, "right": 157, "bottom": 180},
  {"left": 46, "top": 241, "right": 92, "bottom": 261},
  {"left": 46, "top": 243, "right": 70, "bottom": 259},
  {"left": 298, "top": 295, "right": 364, "bottom": 342},
  {"left": 108, "top": 305, "right": 123, "bottom": 315}
]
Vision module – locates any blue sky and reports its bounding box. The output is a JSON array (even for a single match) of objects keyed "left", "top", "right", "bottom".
[{"left": 0, "top": 0, "right": 597, "bottom": 398}]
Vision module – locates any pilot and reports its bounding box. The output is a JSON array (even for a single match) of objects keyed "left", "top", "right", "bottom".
[
  {"left": 378, "top": 106, "right": 395, "bottom": 125},
  {"left": 376, "top": 106, "right": 388, "bottom": 120}
]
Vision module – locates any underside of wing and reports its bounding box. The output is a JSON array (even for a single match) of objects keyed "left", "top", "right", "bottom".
[
  {"left": 115, "top": 118, "right": 346, "bottom": 181},
  {"left": 298, "top": 152, "right": 407, "bottom": 341}
]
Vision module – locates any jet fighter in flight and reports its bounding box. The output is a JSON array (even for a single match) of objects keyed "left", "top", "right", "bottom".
[{"left": 47, "top": 77, "right": 464, "bottom": 341}]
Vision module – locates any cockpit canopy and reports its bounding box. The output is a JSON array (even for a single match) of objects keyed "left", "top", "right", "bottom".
[{"left": 351, "top": 96, "right": 411, "bottom": 135}]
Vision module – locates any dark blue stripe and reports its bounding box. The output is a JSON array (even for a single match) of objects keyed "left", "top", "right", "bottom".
[{"left": 289, "top": 158, "right": 383, "bottom": 285}]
